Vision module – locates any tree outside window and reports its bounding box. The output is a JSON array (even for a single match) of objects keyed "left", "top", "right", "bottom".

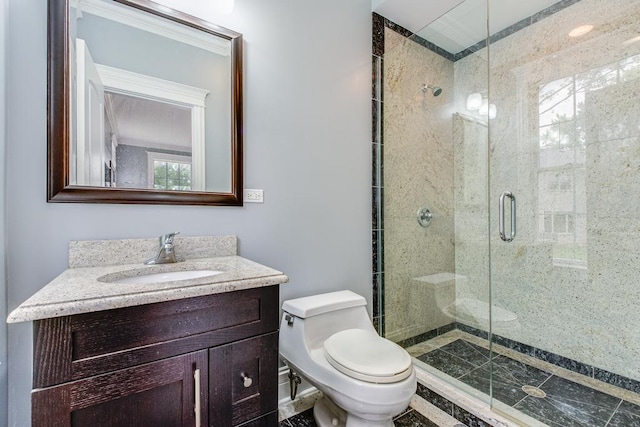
[
  {"left": 153, "top": 160, "right": 191, "bottom": 191},
  {"left": 147, "top": 152, "right": 192, "bottom": 191}
]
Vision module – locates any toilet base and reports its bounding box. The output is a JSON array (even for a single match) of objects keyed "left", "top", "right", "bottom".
[
  {"left": 313, "top": 396, "right": 394, "bottom": 427},
  {"left": 314, "top": 396, "right": 346, "bottom": 427}
]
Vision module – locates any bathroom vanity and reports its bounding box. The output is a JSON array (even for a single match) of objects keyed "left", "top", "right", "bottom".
[{"left": 8, "top": 236, "right": 288, "bottom": 427}]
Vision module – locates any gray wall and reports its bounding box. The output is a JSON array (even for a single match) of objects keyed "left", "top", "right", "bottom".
[
  {"left": 0, "top": 0, "right": 8, "bottom": 423},
  {"left": 5, "top": 0, "right": 372, "bottom": 424}
]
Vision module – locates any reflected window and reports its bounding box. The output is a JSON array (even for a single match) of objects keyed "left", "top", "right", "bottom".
[
  {"left": 547, "top": 173, "right": 572, "bottom": 191},
  {"left": 148, "top": 153, "right": 192, "bottom": 191},
  {"left": 537, "top": 53, "right": 640, "bottom": 267}
]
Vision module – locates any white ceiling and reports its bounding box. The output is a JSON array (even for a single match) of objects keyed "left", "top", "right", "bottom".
[
  {"left": 372, "top": 0, "right": 562, "bottom": 54},
  {"left": 108, "top": 92, "right": 192, "bottom": 152}
]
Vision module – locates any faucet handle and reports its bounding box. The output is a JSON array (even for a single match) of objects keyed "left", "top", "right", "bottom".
[{"left": 160, "top": 231, "right": 180, "bottom": 245}]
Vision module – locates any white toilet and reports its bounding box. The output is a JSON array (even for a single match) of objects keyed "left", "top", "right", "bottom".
[{"left": 279, "top": 290, "right": 416, "bottom": 427}]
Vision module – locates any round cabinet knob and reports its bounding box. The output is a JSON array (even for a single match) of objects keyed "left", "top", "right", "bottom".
[{"left": 241, "top": 373, "right": 253, "bottom": 388}]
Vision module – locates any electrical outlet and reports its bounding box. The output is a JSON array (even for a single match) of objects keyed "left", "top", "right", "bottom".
[{"left": 244, "top": 189, "right": 264, "bottom": 203}]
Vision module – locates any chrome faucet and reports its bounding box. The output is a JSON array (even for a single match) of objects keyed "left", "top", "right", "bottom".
[{"left": 145, "top": 232, "right": 180, "bottom": 265}]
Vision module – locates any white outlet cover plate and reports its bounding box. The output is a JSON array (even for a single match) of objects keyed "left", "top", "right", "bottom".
[{"left": 244, "top": 189, "right": 264, "bottom": 203}]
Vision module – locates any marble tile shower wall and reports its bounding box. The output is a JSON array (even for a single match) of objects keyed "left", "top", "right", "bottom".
[
  {"left": 382, "top": 29, "right": 456, "bottom": 343},
  {"left": 453, "top": 0, "right": 640, "bottom": 382}
]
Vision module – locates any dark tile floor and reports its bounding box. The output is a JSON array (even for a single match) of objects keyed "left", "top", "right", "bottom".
[
  {"left": 280, "top": 407, "right": 438, "bottom": 427},
  {"left": 417, "top": 339, "right": 640, "bottom": 427}
]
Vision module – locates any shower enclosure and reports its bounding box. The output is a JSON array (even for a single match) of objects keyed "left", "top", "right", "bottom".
[{"left": 373, "top": 0, "right": 640, "bottom": 425}]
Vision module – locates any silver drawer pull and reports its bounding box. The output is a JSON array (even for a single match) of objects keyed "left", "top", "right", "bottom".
[
  {"left": 194, "top": 368, "right": 201, "bottom": 427},
  {"left": 241, "top": 372, "right": 253, "bottom": 388},
  {"left": 499, "top": 191, "right": 516, "bottom": 242}
]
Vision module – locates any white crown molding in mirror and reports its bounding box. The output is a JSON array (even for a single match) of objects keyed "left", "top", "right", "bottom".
[
  {"left": 94, "top": 63, "right": 208, "bottom": 191},
  {"left": 71, "top": 0, "right": 231, "bottom": 56},
  {"left": 95, "top": 63, "right": 210, "bottom": 107}
]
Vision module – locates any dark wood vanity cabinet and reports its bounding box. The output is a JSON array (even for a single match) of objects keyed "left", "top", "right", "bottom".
[{"left": 31, "top": 286, "right": 280, "bottom": 427}]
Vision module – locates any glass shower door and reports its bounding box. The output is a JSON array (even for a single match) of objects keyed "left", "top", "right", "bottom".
[
  {"left": 487, "top": 0, "right": 640, "bottom": 424},
  {"left": 378, "top": 0, "right": 495, "bottom": 406}
]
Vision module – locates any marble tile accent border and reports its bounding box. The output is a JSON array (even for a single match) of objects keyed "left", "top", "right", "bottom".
[
  {"left": 69, "top": 235, "right": 237, "bottom": 268},
  {"left": 371, "top": 13, "right": 453, "bottom": 62},
  {"left": 396, "top": 322, "right": 457, "bottom": 349},
  {"left": 371, "top": 12, "right": 385, "bottom": 335},
  {"left": 454, "top": 0, "right": 583, "bottom": 61},
  {"left": 372, "top": 12, "right": 385, "bottom": 57},
  {"left": 374, "top": 1, "right": 585, "bottom": 63},
  {"left": 458, "top": 323, "right": 640, "bottom": 395}
]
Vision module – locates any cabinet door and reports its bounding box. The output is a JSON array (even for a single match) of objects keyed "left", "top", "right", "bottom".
[
  {"left": 32, "top": 351, "right": 208, "bottom": 427},
  {"left": 209, "top": 332, "right": 278, "bottom": 427}
]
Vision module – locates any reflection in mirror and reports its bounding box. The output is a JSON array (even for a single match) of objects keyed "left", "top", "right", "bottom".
[
  {"left": 48, "top": 0, "right": 243, "bottom": 205},
  {"left": 107, "top": 93, "right": 195, "bottom": 190}
]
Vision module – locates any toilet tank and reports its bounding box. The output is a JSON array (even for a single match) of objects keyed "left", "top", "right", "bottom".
[
  {"left": 281, "top": 291, "right": 376, "bottom": 351},
  {"left": 282, "top": 290, "right": 367, "bottom": 318}
]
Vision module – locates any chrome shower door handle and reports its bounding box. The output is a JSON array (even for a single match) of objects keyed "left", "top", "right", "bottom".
[{"left": 499, "top": 191, "right": 516, "bottom": 242}]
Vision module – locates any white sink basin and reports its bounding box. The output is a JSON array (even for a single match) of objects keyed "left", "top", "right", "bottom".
[{"left": 110, "top": 270, "right": 223, "bottom": 284}]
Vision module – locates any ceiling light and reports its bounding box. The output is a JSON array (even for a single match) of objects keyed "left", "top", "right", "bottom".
[
  {"left": 623, "top": 35, "right": 640, "bottom": 46},
  {"left": 568, "top": 25, "right": 594, "bottom": 38}
]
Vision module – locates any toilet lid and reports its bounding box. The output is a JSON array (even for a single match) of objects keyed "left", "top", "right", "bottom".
[{"left": 323, "top": 329, "right": 412, "bottom": 384}]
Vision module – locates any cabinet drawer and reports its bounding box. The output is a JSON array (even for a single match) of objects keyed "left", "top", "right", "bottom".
[
  {"left": 33, "top": 286, "right": 279, "bottom": 388},
  {"left": 209, "top": 332, "right": 279, "bottom": 427}
]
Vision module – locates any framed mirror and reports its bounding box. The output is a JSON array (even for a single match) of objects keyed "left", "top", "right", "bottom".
[{"left": 48, "top": 0, "right": 243, "bottom": 205}]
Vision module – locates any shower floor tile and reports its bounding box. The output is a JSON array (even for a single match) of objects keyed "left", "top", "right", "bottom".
[
  {"left": 607, "top": 401, "right": 640, "bottom": 426},
  {"left": 415, "top": 337, "right": 640, "bottom": 427},
  {"left": 417, "top": 348, "right": 480, "bottom": 379},
  {"left": 458, "top": 363, "right": 532, "bottom": 407}
]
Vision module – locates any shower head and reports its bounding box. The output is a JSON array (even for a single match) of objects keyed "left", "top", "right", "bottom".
[{"left": 422, "top": 84, "right": 443, "bottom": 96}]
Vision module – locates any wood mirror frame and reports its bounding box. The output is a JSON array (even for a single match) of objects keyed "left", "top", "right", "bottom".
[{"left": 48, "top": 0, "right": 243, "bottom": 205}]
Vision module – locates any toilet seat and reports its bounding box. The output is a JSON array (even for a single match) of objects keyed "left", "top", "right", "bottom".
[{"left": 323, "top": 329, "right": 412, "bottom": 384}]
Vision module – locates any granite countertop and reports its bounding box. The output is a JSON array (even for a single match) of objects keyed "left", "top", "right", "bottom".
[{"left": 7, "top": 236, "right": 289, "bottom": 323}]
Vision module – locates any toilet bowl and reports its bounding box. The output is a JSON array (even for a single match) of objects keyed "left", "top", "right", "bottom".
[{"left": 279, "top": 291, "right": 416, "bottom": 427}]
